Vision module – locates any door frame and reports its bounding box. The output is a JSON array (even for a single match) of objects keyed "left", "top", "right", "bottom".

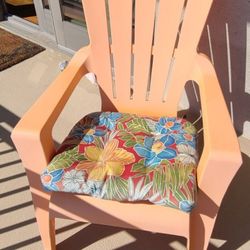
[{"left": 35, "top": 0, "right": 89, "bottom": 51}]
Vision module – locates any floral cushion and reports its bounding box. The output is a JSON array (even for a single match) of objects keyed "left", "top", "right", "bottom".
[{"left": 41, "top": 112, "right": 198, "bottom": 212}]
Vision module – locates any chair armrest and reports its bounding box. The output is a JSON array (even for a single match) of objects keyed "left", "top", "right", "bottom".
[
  {"left": 11, "top": 46, "right": 91, "bottom": 171},
  {"left": 192, "top": 53, "right": 241, "bottom": 158},
  {"left": 191, "top": 53, "right": 242, "bottom": 203}
]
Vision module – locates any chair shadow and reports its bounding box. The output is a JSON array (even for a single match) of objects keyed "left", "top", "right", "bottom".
[
  {"left": 199, "top": 0, "right": 250, "bottom": 137},
  {"left": 1, "top": 98, "right": 250, "bottom": 249},
  {"left": 208, "top": 153, "right": 250, "bottom": 250},
  {"left": 0, "top": 105, "right": 20, "bottom": 148},
  {"left": 57, "top": 223, "right": 186, "bottom": 250},
  {"left": 199, "top": 2, "right": 250, "bottom": 247},
  {"left": 56, "top": 153, "right": 250, "bottom": 250},
  {"left": 2, "top": 1, "right": 250, "bottom": 246}
]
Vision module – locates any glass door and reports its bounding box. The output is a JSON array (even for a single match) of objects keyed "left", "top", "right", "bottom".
[
  {"left": 5, "top": 0, "right": 38, "bottom": 24},
  {"left": 4, "top": 0, "right": 88, "bottom": 51},
  {"left": 61, "top": 0, "right": 85, "bottom": 26},
  {"left": 48, "top": 0, "right": 89, "bottom": 51},
  {"left": 37, "top": 0, "right": 55, "bottom": 35}
]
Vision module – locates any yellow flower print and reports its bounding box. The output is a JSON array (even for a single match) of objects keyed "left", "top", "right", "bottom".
[{"left": 76, "top": 139, "right": 135, "bottom": 181}]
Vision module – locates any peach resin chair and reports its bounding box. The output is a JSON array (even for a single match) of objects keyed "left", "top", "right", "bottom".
[{"left": 11, "top": 0, "right": 242, "bottom": 249}]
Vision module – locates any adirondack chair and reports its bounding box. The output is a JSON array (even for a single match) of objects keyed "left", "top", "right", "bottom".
[{"left": 11, "top": 0, "right": 242, "bottom": 249}]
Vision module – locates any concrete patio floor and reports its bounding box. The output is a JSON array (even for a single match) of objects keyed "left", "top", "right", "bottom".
[{"left": 1, "top": 27, "right": 250, "bottom": 250}]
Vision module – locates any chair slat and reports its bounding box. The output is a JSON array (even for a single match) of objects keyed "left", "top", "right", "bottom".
[
  {"left": 109, "top": 0, "right": 133, "bottom": 101},
  {"left": 150, "top": 0, "right": 185, "bottom": 102},
  {"left": 83, "top": 0, "right": 114, "bottom": 99},
  {"left": 133, "top": 0, "right": 156, "bottom": 101},
  {"left": 163, "top": 0, "right": 213, "bottom": 116}
]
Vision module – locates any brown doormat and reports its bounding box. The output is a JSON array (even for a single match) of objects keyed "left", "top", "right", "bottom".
[{"left": 0, "top": 28, "right": 45, "bottom": 71}]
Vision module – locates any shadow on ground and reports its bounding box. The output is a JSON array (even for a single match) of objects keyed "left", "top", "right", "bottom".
[
  {"left": 209, "top": 153, "right": 250, "bottom": 250},
  {"left": 199, "top": 0, "right": 250, "bottom": 137},
  {"left": 1, "top": 0, "right": 250, "bottom": 248},
  {"left": 54, "top": 152, "right": 250, "bottom": 250},
  {"left": 1, "top": 89, "right": 250, "bottom": 249},
  {"left": 0, "top": 105, "right": 19, "bottom": 148}
]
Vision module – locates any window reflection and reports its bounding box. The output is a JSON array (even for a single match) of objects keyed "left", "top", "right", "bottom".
[
  {"left": 61, "top": 0, "right": 86, "bottom": 26},
  {"left": 42, "top": 0, "right": 49, "bottom": 9},
  {"left": 5, "top": 0, "right": 38, "bottom": 24}
]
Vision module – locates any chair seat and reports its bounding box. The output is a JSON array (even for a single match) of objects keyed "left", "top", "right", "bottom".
[{"left": 41, "top": 112, "right": 198, "bottom": 212}]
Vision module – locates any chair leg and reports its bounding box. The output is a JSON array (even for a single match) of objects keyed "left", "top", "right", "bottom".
[
  {"left": 187, "top": 220, "right": 210, "bottom": 250},
  {"left": 187, "top": 211, "right": 216, "bottom": 250},
  {"left": 33, "top": 194, "right": 56, "bottom": 250},
  {"left": 186, "top": 187, "right": 220, "bottom": 250}
]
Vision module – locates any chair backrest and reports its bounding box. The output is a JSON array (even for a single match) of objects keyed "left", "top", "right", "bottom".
[{"left": 83, "top": 0, "right": 213, "bottom": 116}]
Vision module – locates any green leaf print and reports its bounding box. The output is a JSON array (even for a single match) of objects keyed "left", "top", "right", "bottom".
[
  {"left": 94, "top": 137, "right": 104, "bottom": 149},
  {"left": 132, "top": 160, "right": 146, "bottom": 173},
  {"left": 117, "top": 113, "right": 132, "bottom": 123},
  {"left": 120, "top": 134, "right": 133, "bottom": 141},
  {"left": 124, "top": 140, "right": 137, "bottom": 148},
  {"left": 167, "top": 161, "right": 193, "bottom": 194},
  {"left": 183, "top": 122, "right": 197, "bottom": 135},
  {"left": 117, "top": 123, "right": 125, "bottom": 131},
  {"left": 153, "top": 166, "right": 167, "bottom": 196},
  {"left": 127, "top": 118, "right": 152, "bottom": 134},
  {"left": 48, "top": 147, "right": 86, "bottom": 171},
  {"left": 104, "top": 176, "right": 128, "bottom": 200}
]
